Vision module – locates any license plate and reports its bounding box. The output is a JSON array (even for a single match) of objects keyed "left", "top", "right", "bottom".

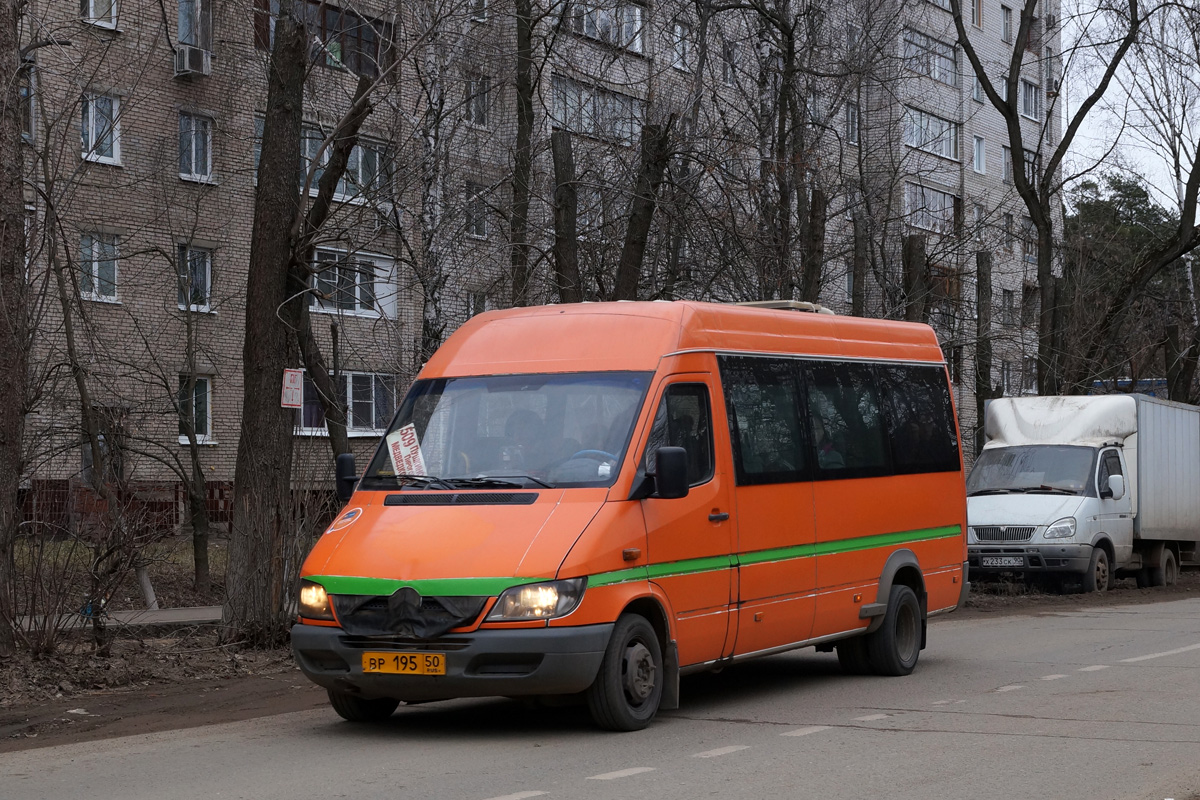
[
  {"left": 981, "top": 556, "right": 1024, "bottom": 568},
  {"left": 362, "top": 652, "right": 446, "bottom": 675}
]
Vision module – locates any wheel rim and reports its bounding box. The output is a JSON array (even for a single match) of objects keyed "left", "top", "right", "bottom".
[
  {"left": 622, "top": 640, "right": 656, "bottom": 705},
  {"left": 895, "top": 602, "right": 918, "bottom": 664},
  {"left": 1095, "top": 553, "right": 1109, "bottom": 590},
  {"left": 1165, "top": 554, "right": 1177, "bottom": 585}
]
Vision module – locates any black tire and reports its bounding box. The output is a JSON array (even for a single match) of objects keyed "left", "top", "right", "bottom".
[
  {"left": 1082, "top": 547, "right": 1110, "bottom": 593},
  {"left": 586, "top": 614, "right": 663, "bottom": 731},
  {"left": 327, "top": 689, "right": 400, "bottom": 722},
  {"left": 1148, "top": 547, "right": 1177, "bottom": 587},
  {"left": 836, "top": 635, "right": 874, "bottom": 675},
  {"left": 866, "top": 585, "right": 922, "bottom": 677}
]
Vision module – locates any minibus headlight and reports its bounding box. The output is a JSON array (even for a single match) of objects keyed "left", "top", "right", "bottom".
[
  {"left": 298, "top": 579, "right": 334, "bottom": 620},
  {"left": 486, "top": 578, "right": 586, "bottom": 621},
  {"left": 1043, "top": 517, "right": 1077, "bottom": 540}
]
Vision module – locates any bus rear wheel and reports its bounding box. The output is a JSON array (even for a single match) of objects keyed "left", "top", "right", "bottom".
[{"left": 866, "top": 585, "right": 921, "bottom": 676}]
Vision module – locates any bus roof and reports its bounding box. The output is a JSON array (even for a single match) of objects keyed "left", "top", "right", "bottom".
[{"left": 421, "top": 301, "right": 945, "bottom": 377}]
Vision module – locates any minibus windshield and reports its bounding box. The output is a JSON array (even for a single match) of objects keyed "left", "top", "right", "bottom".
[
  {"left": 966, "top": 445, "right": 1096, "bottom": 496},
  {"left": 361, "top": 372, "right": 653, "bottom": 490}
]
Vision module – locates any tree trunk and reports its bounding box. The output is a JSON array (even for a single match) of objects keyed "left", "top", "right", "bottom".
[
  {"left": 615, "top": 121, "right": 674, "bottom": 301},
  {"left": 1165, "top": 323, "right": 1200, "bottom": 403},
  {"left": 975, "top": 251, "right": 1001, "bottom": 455},
  {"left": 0, "top": 0, "right": 27, "bottom": 656},
  {"left": 903, "top": 235, "right": 928, "bottom": 322},
  {"left": 509, "top": 0, "right": 534, "bottom": 307},
  {"left": 550, "top": 130, "right": 582, "bottom": 303},
  {"left": 799, "top": 187, "right": 827, "bottom": 303},
  {"left": 851, "top": 213, "right": 867, "bottom": 317},
  {"left": 226, "top": 0, "right": 308, "bottom": 646}
]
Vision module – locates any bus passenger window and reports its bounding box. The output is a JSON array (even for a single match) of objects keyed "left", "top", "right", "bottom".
[
  {"left": 643, "top": 384, "right": 714, "bottom": 485},
  {"left": 804, "top": 362, "right": 890, "bottom": 479},
  {"left": 877, "top": 365, "right": 960, "bottom": 474},
  {"left": 718, "top": 356, "right": 808, "bottom": 485}
]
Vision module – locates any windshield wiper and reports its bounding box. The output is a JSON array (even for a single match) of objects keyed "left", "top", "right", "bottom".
[
  {"left": 1014, "top": 485, "right": 1075, "bottom": 495},
  {"left": 968, "top": 488, "right": 1017, "bottom": 496},
  {"left": 392, "top": 474, "right": 455, "bottom": 491},
  {"left": 473, "top": 473, "right": 555, "bottom": 489}
]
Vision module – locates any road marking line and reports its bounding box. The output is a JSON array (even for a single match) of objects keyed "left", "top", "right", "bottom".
[
  {"left": 693, "top": 745, "right": 750, "bottom": 758},
  {"left": 932, "top": 700, "right": 951, "bottom": 705},
  {"left": 996, "top": 685, "right": 1023, "bottom": 692},
  {"left": 484, "top": 793, "right": 547, "bottom": 800},
  {"left": 1120, "top": 643, "right": 1200, "bottom": 663},
  {"left": 587, "top": 768, "right": 656, "bottom": 781},
  {"left": 854, "top": 714, "right": 890, "bottom": 721},
  {"left": 1079, "top": 665, "right": 1109, "bottom": 672},
  {"left": 1041, "top": 674, "right": 1067, "bottom": 681},
  {"left": 782, "top": 725, "right": 831, "bottom": 737}
]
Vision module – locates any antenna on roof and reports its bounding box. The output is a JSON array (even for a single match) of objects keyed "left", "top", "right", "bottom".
[{"left": 734, "top": 300, "right": 836, "bottom": 316}]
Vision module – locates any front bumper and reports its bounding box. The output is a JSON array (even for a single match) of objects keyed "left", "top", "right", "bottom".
[
  {"left": 968, "top": 543, "right": 1094, "bottom": 575},
  {"left": 291, "top": 622, "right": 613, "bottom": 702}
]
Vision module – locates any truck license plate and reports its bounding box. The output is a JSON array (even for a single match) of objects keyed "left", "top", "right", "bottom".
[
  {"left": 362, "top": 652, "right": 446, "bottom": 675},
  {"left": 981, "top": 556, "right": 1024, "bottom": 568}
]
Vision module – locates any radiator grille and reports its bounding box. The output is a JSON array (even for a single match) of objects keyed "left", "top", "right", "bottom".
[{"left": 972, "top": 525, "right": 1036, "bottom": 543}]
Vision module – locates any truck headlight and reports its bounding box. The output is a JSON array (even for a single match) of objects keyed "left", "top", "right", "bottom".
[
  {"left": 298, "top": 579, "right": 334, "bottom": 620},
  {"left": 1043, "top": 517, "right": 1077, "bottom": 540},
  {"left": 486, "top": 578, "right": 586, "bottom": 621}
]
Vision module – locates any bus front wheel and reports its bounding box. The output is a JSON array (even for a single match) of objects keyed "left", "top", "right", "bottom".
[{"left": 586, "top": 614, "right": 663, "bottom": 731}]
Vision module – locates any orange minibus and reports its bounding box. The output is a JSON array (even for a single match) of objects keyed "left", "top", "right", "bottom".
[{"left": 291, "top": 301, "right": 969, "bottom": 730}]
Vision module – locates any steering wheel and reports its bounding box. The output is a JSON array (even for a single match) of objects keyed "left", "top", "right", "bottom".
[{"left": 567, "top": 449, "right": 619, "bottom": 462}]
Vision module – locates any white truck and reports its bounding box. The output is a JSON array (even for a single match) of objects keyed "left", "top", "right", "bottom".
[{"left": 966, "top": 394, "right": 1199, "bottom": 592}]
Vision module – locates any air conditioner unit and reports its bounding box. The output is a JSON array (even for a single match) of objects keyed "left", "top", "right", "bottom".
[{"left": 174, "top": 45, "right": 212, "bottom": 78}]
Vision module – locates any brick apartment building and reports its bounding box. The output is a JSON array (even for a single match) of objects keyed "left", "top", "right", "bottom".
[{"left": 16, "top": 0, "right": 1058, "bottom": 532}]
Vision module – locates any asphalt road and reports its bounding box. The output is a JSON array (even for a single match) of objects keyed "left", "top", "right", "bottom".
[{"left": 3, "top": 598, "right": 1199, "bottom": 800}]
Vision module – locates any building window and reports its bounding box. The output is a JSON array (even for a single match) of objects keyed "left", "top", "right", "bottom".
[
  {"left": 467, "top": 290, "right": 491, "bottom": 316},
  {"left": 973, "top": 202, "right": 986, "bottom": 242},
  {"left": 1003, "top": 212, "right": 1014, "bottom": 252},
  {"left": 846, "top": 103, "right": 859, "bottom": 145},
  {"left": 297, "top": 371, "right": 395, "bottom": 435},
  {"left": 1001, "top": 289, "right": 1016, "bottom": 326},
  {"left": 1022, "top": 357, "right": 1037, "bottom": 393},
  {"left": 81, "top": 93, "right": 120, "bottom": 164},
  {"left": 570, "top": 2, "right": 645, "bottom": 53},
  {"left": 300, "top": 124, "right": 389, "bottom": 201},
  {"left": 973, "top": 73, "right": 985, "bottom": 103},
  {"left": 468, "top": 0, "right": 487, "bottom": 22},
  {"left": 551, "top": 75, "right": 645, "bottom": 145},
  {"left": 903, "top": 29, "right": 956, "bottom": 86},
  {"left": 178, "top": 375, "right": 213, "bottom": 444},
  {"left": 1001, "top": 6, "right": 1013, "bottom": 42},
  {"left": 973, "top": 135, "right": 986, "bottom": 173},
  {"left": 80, "top": 233, "right": 118, "bottom": 301},
  {"left": 19, "top": 68, "right": 33, "bottom": 140},
  {"left": 903, "top": 106, "right": 959, "bottom": 160},
  {"left": 177, "top": 245, "right": 212, "bottom": 311},
  {"left": 671, "top": 21, "right": 692, "bottom": 71},
  {"left": 971, "top": 0, "right": 983, "bottom": 27},
  {"left": 311, "top": 250, "right": 388, "bottom": 315},
  {"left": 254, "top": 0, "right": 389, "bottom": 79},
  {"left": 905, "top": 183, "right": 959, "bottom": 234},
  {"left": 722, "top": 41, "right": 737, "bottom": 85},
  {"left": 465, "top": 182, "right": 488, "bottom": 238},
  {"left": 1020, "top": 79, "right": 1042, "bottom": 120},
  {"left": 178, "top": 0, "right": 211, "bottom": 48},
  {"left": 82, "top": 0, "right": 118, "bottom": 27},
  {"left": 578, "top": 183, "right": 606, "bottom": 237},
  {"left": 179, "top": 113, "right": 213, "bottom": 181},
  {"left": 1021, "top": 217, "right": 1038, "bottom": 264},
  {"left": 465, "top": 73, "right": 490, "bottom": 127},
  {"left": 1022, "top": 283, "right": 1039, "bottom": 326},
  {"left": 1002, "top": 144, "right": 1012, "bottom": 183},
  {"left": 1001, "top": 360, "right": 1013, "bottom": 393},
  {"left": 1023, "top": 148, "right": 1040, "bottom": 185},
  {"left": 927, "top": 0, "right": 951, "bottom": 10}
]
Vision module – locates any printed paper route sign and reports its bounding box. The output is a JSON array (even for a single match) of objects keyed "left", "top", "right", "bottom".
[
  {"left": 281, "top": 369, "right": 304, "bottom": 409},
  {"left": 387, "top": 423, "right": 427, "bottom": 476}
]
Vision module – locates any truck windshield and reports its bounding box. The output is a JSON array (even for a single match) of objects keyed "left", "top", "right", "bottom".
[
  {"left": 361, "top": 372, "right": 653, "bottom": 490},
  {"left": 966, "top": 445, "right": 1096, "bottom": 496}
]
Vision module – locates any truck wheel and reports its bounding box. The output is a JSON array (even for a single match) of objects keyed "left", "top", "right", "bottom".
[
  {"left": 327, "top": 689, "right": 400, "bottom": 722},
  {"left": 836, "top": 635, "right": 875, "bottom": 675},
  {"left": 1082, "top": 547, "right": 1110, "bottom": 593},
  {"left": 1148, "top": 548, "right": 1178, "bottom": 587},
  {"left": 586, "top": 614, "right": 663, "bottom": 731},
  {"left": 866, "top": 585, "right": 921, "bottom": 676}
]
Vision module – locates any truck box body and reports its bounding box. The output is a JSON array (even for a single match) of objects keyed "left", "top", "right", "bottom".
[{"left": 1131, "top": 397, "right": 1200, "bottom": 542}]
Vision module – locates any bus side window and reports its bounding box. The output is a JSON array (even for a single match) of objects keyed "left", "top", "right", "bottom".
[
  {"left": 643, "top": 384, "right": 714, "bottom": 486},
  {"left": 717, "top": 356, "right": 808, "bottom": 485},
  {"left": 804, "top": 361, "right": 890, "bottom": 479},
  {"left": 877, "top": 364, "right": 961, "bottom": 474}
]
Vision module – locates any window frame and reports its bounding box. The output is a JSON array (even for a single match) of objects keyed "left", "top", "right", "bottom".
[
  {"left": 464, "top": 73, "right": 491, "bottom": 127},
  {"left": 300, "top": 123, "right": 390, "bottom": 203},
  {"left": 465, "top": 181, "right": 489, "bottom": 239},
  {"left": 294, "top": 370, "right": 397, "bottom": 437},
  {"left": 973, "top": 135, "right": 986, "bottom": 173},
  {"left": 177, "top": 244, "right": 213, "bottom": 312},
  {"left": 80, "top": 232, "right": 119, "bottom": 302},
  {"left": 905, "top": 182, "right": 960, "bottom": 234},
  {"left": 310, "top": 248, "right": 392, "bottom": 317},
  {"left": 179, "top": 112, "right": 214, "bottom": 182},
  {"left": 82, "top": 0, "right": 118, "bottom": 28},
  {"left": 671, "top": 20, "right": 692, "bottom": 72},
  {"left": 81, "top": 92, "right": 121, "bottom": 165},
  {"left": 640, "top": 382, "right": 716, "bottom": 488},
  {"left": 1020, "top": 79, "right": 1042, "bottom": 120},
  {"left": 903, "top": 28, "right": 957, "bottom": 87},
  {"left": 903, "top": 106, "right": 959, "bottom": 160},
  {"left": 845, "top": 102, "right": 860, "bottom": 145},
  {"left": 1001, "top": 5, "right": 1013, "bottom": 42},
  {"left": 178, "top": 374, "right": 214, "bottom": 445},
  {"left": 570, "top": 1, "right": 645, "bottom": 54},
  {"left": 178, "top": 0, "right": 212, "bottom": 48}
]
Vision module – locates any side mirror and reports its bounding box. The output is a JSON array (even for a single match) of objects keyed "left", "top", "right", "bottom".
[
  {"left": 336, "top": 452, "right": 358, "bottom": 503},
  {"left": 1106, "top": 474, "right": 1125, "bottom": 501},
  {"left": 653, "top": 446, "right": 690, "bottom": 500}
]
